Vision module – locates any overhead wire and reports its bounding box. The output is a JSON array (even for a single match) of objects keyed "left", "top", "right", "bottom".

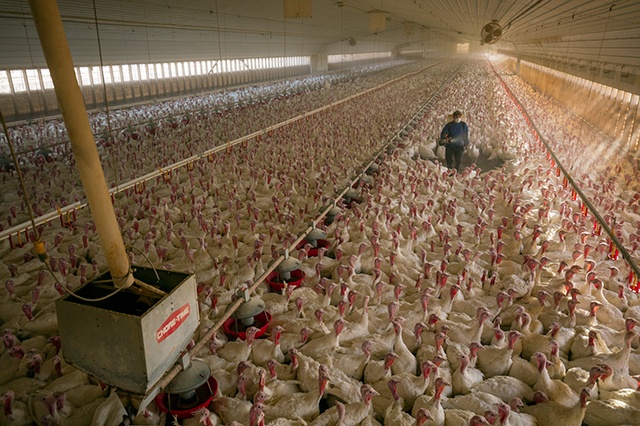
[
  {"left": 536, "top": 5, "right": 577, "bottom": 95},
  {"left": 503, "top": 0, "right": 545, "bottom": 29},
  {"left": 214, "top": 0, "right": 224, "bottom": 76},
  {"left": 496, "top": 1, "right": 639, "bottom": 75},
  {"left": 490, "top": 0, "right": 511, "bottom": 24},
  {"left": 142, "top": 0, "right": 152, "bottom": 66},
  {"left": 579, "top": 3, "right": 614, "bottom": 137},
  {"left": 505, "top": 1, "right": 636, "bottom": 40},
  {"left": 562, "top": 7, "right": 576, "bottom": 59},
  {"left": 28, "top": 0, "right": 138, "bottom": 304},
  {"left": 20, "top": 0, "right": 46, "bottom": 114},
  {"left": 0, "top": 108, "right": 117, "bottom": 303},
  {"left": 20, "top": 1, "right": 36, "bottom": 69},
  {"left": 92, "top": 0, "right": 123, "bottom": 217},
  {"left": 42, "top": 255, "right": 125, "bottom": 303},
  {"left": 501, "top": 1, "right": 559, "bottom": 38}
]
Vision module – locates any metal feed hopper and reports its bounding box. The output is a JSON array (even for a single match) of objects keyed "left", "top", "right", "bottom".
[{"left": 55, "top": 266, "right": 198, "bottom": 394}]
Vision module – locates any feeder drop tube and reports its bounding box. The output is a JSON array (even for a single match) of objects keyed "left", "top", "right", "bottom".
[{"left": 29, "top": 0, "right": 133, "bottom": 289}]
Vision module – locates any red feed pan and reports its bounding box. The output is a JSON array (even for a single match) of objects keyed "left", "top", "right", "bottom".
[
  {"left": 266, "top": 269, "right": 305, "bottom": 292},
  {"left": 296, "top": 239, "right": 330, "bottom": 257},
  {"left": 222, "top": 310, "right": 272, "bottom": 340},
  {"left": 155, "top": 376, "right": 218, "bottom": 419}
]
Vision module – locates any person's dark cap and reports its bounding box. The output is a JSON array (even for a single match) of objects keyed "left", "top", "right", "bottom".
[{"left": 453, "top": 110, "right": 462, "bottom": 117}]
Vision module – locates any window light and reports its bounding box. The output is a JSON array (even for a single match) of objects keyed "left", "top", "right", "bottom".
[
  {"left": 26, "top": 69, "right": 41, "bottom": 91},
  {"left": 131, "top": 64, "right": 140, "bottom": 81},
  {"left": 10, "top": 70, "right": 26, "bottom": 91},
  {"left": 0, "top": 71, "right": 9, "bottom": 94},
  {"left": 122, "top": 65, "right": 131, "bottom": 82}
]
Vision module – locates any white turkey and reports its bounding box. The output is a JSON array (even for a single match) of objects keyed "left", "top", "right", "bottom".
[{"left": 520, "top": 388, "right": 590, "bottom": 425}]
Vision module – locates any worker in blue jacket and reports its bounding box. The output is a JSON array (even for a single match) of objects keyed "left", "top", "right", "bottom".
[{"left": 439, "top": 110, "right": 469, "bottom": 172}]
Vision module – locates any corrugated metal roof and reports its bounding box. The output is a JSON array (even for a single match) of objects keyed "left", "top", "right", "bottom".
[{"left": 0, "top": 0, "right": 639, "bottom": 68}]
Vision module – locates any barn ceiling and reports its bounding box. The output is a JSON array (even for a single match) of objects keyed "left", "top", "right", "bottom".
[{"left": 0, "top": 0, "right": 639, "bottom": 69}]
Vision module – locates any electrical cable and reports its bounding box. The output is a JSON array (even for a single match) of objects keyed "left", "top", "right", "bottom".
[
  {"left": 3, "top": 2, "right": 148, "bottom": 303},
  {"left": 92, "top": 0, "right": 123, "bottom": 215},
  {"left": 505, "top": 0, "right": 545, "bottom": 29},
  {"left": 20, "top": 0, "right": 48, "bottom": 113},
  {"left": 214, "top": 0, "right": 224, "bottom": 76},
  {"left": 562, "top": 8, "right": 577, "bottom": 61},
  {"left": 127, "top": 244, "right": 161, "bottom": 284},
  {"left": 20, "top": 0, "right": 36, "bottom": 69},
  {"left": 2, "top": 106, "right": 125, "bottom": 304},
  {"left": 42, "top": 256, "right": 125, "bottom": 303},
  {"left": 142, "top": 0, "right": 152, "bottom": 66},
  {"left": 504, "top": 1, "right": 631, "bottom": 40},
  {"left": 41, "top": 244, "right": 162, "bottom": 304},
  {"left": 579, "top": 4, "right": 613, "bottom": 140}
]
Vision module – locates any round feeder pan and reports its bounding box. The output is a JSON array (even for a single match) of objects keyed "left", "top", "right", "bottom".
[
  {"left": 266, "top": 269, "right": 305, "bottom": 292},
  {"left": 223, "top": 310, "right": 272, "bottom": 340},
  {"left": 352, "top": 174, "right": 372, "bottom": 188},
  {"left": 296, "top": 238, "right": 330, "bottom": 257},
  {"left": 343, "top": 199, "right": 361, "bottom": 209},
  {"left": 155, "top": 376, "right": 218, "bottom": 419}
]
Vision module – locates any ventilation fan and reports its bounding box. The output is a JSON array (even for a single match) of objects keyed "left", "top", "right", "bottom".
[{"left": 481, "top": 20, "right": 503, "bottom": 44}]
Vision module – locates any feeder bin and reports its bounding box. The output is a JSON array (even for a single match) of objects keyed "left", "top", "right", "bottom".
[{"left": 55, "top": 266, "right": 198, "bottom": 394}]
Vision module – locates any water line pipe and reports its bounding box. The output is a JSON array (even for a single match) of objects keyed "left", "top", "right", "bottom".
[
  {"left": 487, "top": 59, "right": 640, "bottom": 291},
  {"left": 0, "top": 60, "right": 448, "bottom": 244},
  {"left": 141, "top": 71, "right": 450, "bottom": 412}
]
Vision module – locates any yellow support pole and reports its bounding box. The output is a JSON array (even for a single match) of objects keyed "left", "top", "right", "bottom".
[{"left": 29, "top": 0, "right": 133, "bottom": 288}]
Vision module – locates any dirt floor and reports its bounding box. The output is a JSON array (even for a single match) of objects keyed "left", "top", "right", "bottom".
[
  {"left": 425, "top": 149, "right": 505, "bottom": 174},
  {"left": 462, "top": 151, "right": 505, "bottom": 173}
]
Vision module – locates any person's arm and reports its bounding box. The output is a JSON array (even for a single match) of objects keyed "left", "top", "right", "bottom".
[{"left": 440, "top": 123, "right": 450, "bottom": 140}]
